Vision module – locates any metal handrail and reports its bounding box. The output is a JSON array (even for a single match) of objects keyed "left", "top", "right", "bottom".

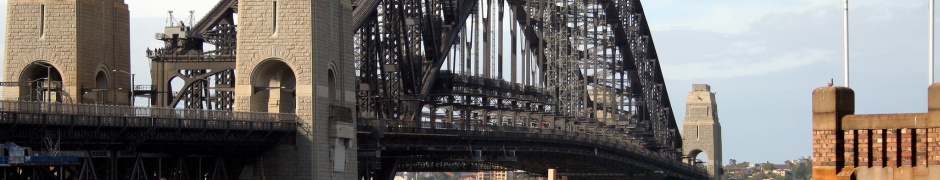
[
  {"left": 0, "top": 100, "right": 297, "bottom": 123},
  {"left": 329, "top": 105, "right": 353, "bottom": 123},
  {"left": 133, "top": 85, "right": 155, "bottom": 91},
  {"left": 357, "top": 118, "right": 705, "bottom": 174}
]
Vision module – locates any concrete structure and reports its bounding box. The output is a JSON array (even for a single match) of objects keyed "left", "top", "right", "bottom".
[
  {"left": 682, "top": 84, "right": 723, "bottom": 179},
  {"left": 811, "top": 84, "right": 940, "bottom": 179},
  {"left": 2, "top": 0, "right": 130, "bottom": 105},
  {"left": 233, "top": 0, "right": 356, "bottom": 179}
]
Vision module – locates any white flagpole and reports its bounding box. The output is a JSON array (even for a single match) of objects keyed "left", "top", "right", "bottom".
[
  {"left": 931, "top": 0, "right": 935, "bottom": 84},
  {"left": 843, "top": 0, "right": 850, "bottom": 87}
]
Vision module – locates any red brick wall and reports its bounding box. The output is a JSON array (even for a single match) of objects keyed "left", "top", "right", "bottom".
[
  {"left": 843, "top": 130, "right": 855, "bottom": 167},
  {"left": 930, "top": 128, "right": 940, "bottom": 165},
  {"left": 858, "top": 129, "right": 870, "bottom": 166},
  {"left": 842, "top": 129, "right": 924, "bottom": 167},
  {"left": 872, "top": 129, "right": 884, "bottom": 166},
  {"left": 813, "top": 130, "right": 838, "bottom": 166},
  {"left": 916, "top": 129, "right": 927, "bottom": 166},
  {"left": 900, "top": 129, "right": 913, "bottom": 166}
]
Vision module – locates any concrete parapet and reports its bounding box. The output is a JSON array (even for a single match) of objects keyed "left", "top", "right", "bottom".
[
  {"left": 842, "top": 114, "right": 929, "bottom": 130},
  {"left": 928, "top": 84, "right": 940, "bottom": 127},
  {"left": 812, "top": 86, "right": 854, "bottom": 131},
  {"left": 812, "top": 86, "right": 854, "bottom": 179},
  {"left": 812, "top": 83, "right": 940, "bottom": 179}
]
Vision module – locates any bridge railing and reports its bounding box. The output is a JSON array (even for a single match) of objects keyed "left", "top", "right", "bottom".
[
  {"left": 358, "top": 118, "right": 702, "bottom": 173},
  {"left": 360, "top": 118, "right": 650, "bottom": 152},
  {"left": 0, "top": 100, "right": 297, "bottom": 122}
]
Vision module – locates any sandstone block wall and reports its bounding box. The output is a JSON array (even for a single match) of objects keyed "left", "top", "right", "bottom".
[
  {"left": 2, "top": 0, "right": 129, "bottom": 104},
  {"left": 682, "top": 84, "right": 722, "bottom": 180},
  {"left": 234, "top": 0, "right": 355, "bottom": 179}
]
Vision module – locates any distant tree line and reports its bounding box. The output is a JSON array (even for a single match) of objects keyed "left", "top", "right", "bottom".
[{"left": 723, "top": 157, "right": 811, "bottom": 180}]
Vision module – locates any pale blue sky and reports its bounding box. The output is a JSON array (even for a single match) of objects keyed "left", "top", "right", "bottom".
[{"left": 0, "top": 0, "right": 934, "bottom": 164}]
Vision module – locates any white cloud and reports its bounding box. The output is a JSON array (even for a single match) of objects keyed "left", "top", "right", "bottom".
[
  {"left": 664, "top": 49, "right": 830, "bottom": 80},
  {"left": 645, "top": 0, "right": 924, "bottom": 35},
  {"left": 646, "top": 0, "right": 833, "bottom": 34},
  {"left": 125, "top": 0, "right": 219, "bottom": 19}
]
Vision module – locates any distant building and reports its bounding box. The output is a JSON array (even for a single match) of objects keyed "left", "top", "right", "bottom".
[
  {"left": 475, "top": 171, "right": 508, "bottom": 180},
  {"left": 681, "top": 84, "right": 723, "bottom": 180}
]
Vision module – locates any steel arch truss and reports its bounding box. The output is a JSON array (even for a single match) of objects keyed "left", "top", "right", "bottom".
[
  {"left": 353, "top": 0, "right": 681, "bottom": 161},
  {"left": 147, "top": 0, "right": 238, "bottom": 111}
]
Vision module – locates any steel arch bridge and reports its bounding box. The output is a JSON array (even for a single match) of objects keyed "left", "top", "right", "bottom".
[
  {"left": 76, "top": 0, "right": 699, "bottom": 179},
  {"left": 351, "top": 0, "right": 692, "bottom": 177}
]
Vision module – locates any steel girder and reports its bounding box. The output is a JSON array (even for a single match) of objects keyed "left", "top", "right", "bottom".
[
  {"left": 597, "top": 0, "right": 681, "bottom": 153},
  {"left": 0, "top": 154, "right": 241, "bottom": 180},
  {"left": 354, "top": 0, "right": 681, "bottom": 159},
  {"left": 147, "top": 0, "right": 238, "bottom": 111},
  {"left": 354, "top": 0, "right": 479, "bottom": 121},
  {"left": 356, "top": 119, "right": 708, "bottom": 179}
]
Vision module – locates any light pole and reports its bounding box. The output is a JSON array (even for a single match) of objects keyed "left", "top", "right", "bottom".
[
  {"left": 113, "top": 69, "right": 134, "bottom": 106},
  {"left": 31, "top": 62, "right": 53, "bottom": 102}
]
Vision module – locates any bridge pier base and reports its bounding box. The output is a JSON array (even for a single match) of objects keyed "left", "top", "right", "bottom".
[{"left": 375, "top": 158, "right": 400, "bottom": 180}]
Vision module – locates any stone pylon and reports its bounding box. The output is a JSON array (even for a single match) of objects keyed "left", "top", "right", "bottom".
[
  {"left": 233, "top": 0, "right": 356, "bottom": 179},
  {"left": 2, "top": 0, "right": 130, "bottom": 105},
  {"left": 682, "top": 84, "right": 723, "bottom": 179}
]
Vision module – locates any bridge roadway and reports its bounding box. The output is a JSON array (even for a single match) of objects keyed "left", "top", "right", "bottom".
[
  {"left": 358, "top": 119, "right": 707, "bottom": 179},
  {"left": 0, "top": 100, "right": 297, "bottom": 179}
]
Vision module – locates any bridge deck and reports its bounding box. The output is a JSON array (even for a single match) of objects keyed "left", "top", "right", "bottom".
[
  {"left": 0, "top": 100, "right": 297, "bottom": 154},
  {"left": 357, "top": 119, "right": 707, "bottom": 179}
]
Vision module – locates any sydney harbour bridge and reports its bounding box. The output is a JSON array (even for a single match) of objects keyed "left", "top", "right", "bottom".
[{"left": 0, "top": 0, "right": 707, "bottom": 179}]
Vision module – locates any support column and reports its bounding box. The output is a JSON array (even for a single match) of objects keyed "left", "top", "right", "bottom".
[
  {"left": 927, "top": 83, "right": 940, "bottom": 179},
  {"left": 430, "top": 105, "right": 438, "bottom": 128},
  {"left": 376, "top": 158, "right": 399, "bottom": 180},
  {"left": 811, "top": 85, "right": 855, "bottom": 180}
]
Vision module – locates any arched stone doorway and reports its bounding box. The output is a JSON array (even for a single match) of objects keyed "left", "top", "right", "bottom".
[
  {"left": 687, "top": 149, "right": 710, "bottom": 169},
  {"left": 250, "top": 59, "right": 296, "bottom": 113},
  {"left": 94, "top": 71, "right": 110, "bottom": 104},
  {"left": 328, "top": 69, "right": 337, "bottom": 103},
  {"left": 18, "top": 62, "right": 62, "bottom": 102}
]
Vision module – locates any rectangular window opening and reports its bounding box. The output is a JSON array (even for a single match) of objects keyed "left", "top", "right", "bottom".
[
  {"left": 40, "top": 4, "right": 45, "bottom": 36},
  {"left": 272, "top": 1, "right": 277, "bottom": 33}
]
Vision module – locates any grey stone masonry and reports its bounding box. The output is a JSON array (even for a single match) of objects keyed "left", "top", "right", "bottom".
[
  {"left": 2, "top": 0, "right": 130, "bottom": 105},
  {"left": 682, "top": 84, "right": 723, "bottom": 180}
]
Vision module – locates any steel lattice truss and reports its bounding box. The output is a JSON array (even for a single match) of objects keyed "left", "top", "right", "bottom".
[
  {"left": 140, "top": 0, "right": 686, "bottom": 176},
  {"left": 354, "top": 0, "right": 680, "bottom": 157},
  {"left": 147, "top": 0, "right": 238, "bottom": 110}
]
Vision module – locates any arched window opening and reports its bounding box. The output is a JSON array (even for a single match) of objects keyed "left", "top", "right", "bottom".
[
  {"left": 328, "top": 69, "right": 337, "bottom": 103},
  {"left": 688, "top": 150, "right": 709, "bottom": 170},
  {"left": 19, "top": 62, "right": 62, "bottom": 102},
  {"left": 95, "top": 71, "right": 110, "bottom": 104},
  {"left": 250, "top": 60, "right": 296, "bottom": 114}
]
